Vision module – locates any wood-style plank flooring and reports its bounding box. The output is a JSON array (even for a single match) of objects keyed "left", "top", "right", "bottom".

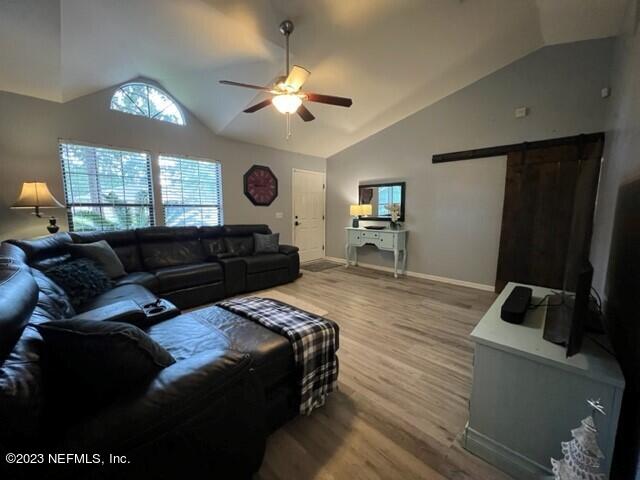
[{"left": 255, "top": 264, "right": 512, "bottom": 480}]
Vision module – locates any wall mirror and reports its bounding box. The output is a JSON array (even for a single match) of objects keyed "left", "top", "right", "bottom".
[{"left": 358, "top": 182, "right": 406, "bottom": 221}]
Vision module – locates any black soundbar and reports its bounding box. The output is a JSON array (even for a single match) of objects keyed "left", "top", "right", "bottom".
[{"left": 501, "top": 286, "right": 532, "bottom": 324}]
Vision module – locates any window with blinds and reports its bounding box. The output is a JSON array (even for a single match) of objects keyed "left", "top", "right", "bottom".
[
  {"left": 59, "top": 142, "right": 154, "bottom": 231},
  {"left": 158, "top": 155, "right": 223, "bottom": 227}
]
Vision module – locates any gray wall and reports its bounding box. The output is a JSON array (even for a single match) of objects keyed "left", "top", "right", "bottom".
[
  {"left": 326, "top": 38, "right": 614, "bottom": 287},
  {"left": 589, "top": 2, "right": 640, "bottom": 477},
  {"left": 0, "top": 85, "right": 325, "bottom": 241}
]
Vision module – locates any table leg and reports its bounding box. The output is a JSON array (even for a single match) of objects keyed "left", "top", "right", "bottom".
[
  {"left": 345, "top": 243, "right": 350, "bottom": 267},
  {"left": 402, "top": 249, "right": 407, "bottom": 274},
  {"left": 393, "top": 249, "right": 398, "bottom": 279}
]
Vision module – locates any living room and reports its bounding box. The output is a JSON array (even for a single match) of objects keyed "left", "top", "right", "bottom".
[{"left": 1, "top": 1, "right": 639, "bottom": 479}]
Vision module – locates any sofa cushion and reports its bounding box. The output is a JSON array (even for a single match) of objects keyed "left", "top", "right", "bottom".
[
  {"left": 44, "top": 259, "right": 113, "bottom": 309},
  {"left": 254, "top": 233, "right": 279, "bottom": 254},
  {"left": 0, "top": 259, "right": 39, "bottom": 362},
  {"left": 78, "top": 284, "right": 157, "bottom": 313},
  {"left": 115, "top": 271, "right": 160, "bottom": 293},
  {"left": 146, "top": 312, "right": 232, "bottom": 360},
  {"left": 0, "top": 326, "right": 46, "bottom": 446},
  {"left": 242, "top": 254, "right": 290, "bottom": 274},
  {"left": 35, "top": 319, "right": 175, "bottom": 402},
  {"left": 31, "top": 269, "right": 76, "bottom": 319},
  {"left": 224, "top": 237, "right": 254, "bottom": 256},
  {"left": 9, "top": 233, "right": 72, "bottom": 270},
  {"left": 199, "top": 226, "right": 227, "bottom": 259},
  {"left": 191, "top": 306, "right": 294, "bottom": 388},
  {"left": 154, "top": 262, "right": 223, "bottom": 293},
  {"left": 70, "top": 230, "right": 144, "bottom": 272},
  {"left": 137, "top": 227, "right": 205, "bottom": 270},
  {"left": 223, "top": 225, "right": 271, "bottom": 237}
]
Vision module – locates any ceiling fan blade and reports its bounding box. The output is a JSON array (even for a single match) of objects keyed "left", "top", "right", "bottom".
[
  {"left": 243, "top": 99, "right": 272, "bottom": 113},
  {"left": 304, "top": 92, "right": 352, "bottom": 107},
  {"left": 219, "top": 80, "right": 272, "bottom": 92},
  {"left": 284, "top": 65, "right": 310, "bottom": 91},
  {"left": 297, "top": 104, "right": 315, "bottom": 122}
]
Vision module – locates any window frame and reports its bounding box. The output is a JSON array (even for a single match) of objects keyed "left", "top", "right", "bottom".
[
  {"left": 110, "top": 82, "right": 186, "bottom": 126},
  {"left": 58, "top": 139, "right": 156, "bottom": 232},
  {"left": 157, "top": 153, "right": 224, "bottom": 227}
]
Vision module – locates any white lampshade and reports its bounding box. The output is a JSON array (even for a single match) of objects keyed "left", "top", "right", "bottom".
[
  {"left": 272, "top": 94, "right": 302, "bottom": 114},
  {"left": 12, "top": 182, "right": 64, "bottom": 216}
]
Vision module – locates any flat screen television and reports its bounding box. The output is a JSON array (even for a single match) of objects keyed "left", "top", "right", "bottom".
[{"left": 543, "top": 151, "right": 601, "bottom": 357}]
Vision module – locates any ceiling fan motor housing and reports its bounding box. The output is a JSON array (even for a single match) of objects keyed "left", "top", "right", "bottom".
[{"left": 280, "top": 20, "right": 294, "bottom": 36}]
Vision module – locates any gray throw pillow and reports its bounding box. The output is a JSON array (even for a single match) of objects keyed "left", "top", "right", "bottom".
[
  {"left": 69, "top": 240, "right": 126, "bottom": 278},
  {"left": 254, "top": 233, "right": 279, "bottom": 254}
]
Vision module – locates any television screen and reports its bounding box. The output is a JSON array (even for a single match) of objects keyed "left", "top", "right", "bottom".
[{"left": 544, "top": 151, "right": 601, "bottom": 356}]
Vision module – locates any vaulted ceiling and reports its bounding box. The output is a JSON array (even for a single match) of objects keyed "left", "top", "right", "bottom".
[{"left": 0, "top": 0, "right": 627, "bottom": 157}]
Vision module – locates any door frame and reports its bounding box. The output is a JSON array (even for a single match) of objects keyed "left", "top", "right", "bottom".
[{"left": 291, "top": 168, "right": 326, "bottom": 262}]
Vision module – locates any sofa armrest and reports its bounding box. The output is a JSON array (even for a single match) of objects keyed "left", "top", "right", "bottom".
[
  {"left": 279, "top": 244, "right": 299, "bottom": 255},
  {"left": 71, "top": 299, "right": 148, "bottom": 324}
]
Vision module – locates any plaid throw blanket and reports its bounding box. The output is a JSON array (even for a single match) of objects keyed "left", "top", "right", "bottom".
[{"left": 217, "top": 296, "right": 339, "bottom": 415}]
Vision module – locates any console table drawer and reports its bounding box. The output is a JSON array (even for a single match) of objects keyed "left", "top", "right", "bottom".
[
  {"left": 361, "top": 231, "right": 381, "bottom": 240},
  {"left": 349, "top": 230, "right": 396, "bottom": 249},
  {"left": 378, "top": 232, "right": 395, "bottom": 248}
]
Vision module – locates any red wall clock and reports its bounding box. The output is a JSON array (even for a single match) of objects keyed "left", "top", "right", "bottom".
[{"left": 243, "top": 165, "right": 278, "bottom": 206}]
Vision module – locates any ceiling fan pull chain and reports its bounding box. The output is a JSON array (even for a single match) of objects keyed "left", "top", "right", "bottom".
[{"left": 286, "top": 113, "right": 292, "bottom": 140}]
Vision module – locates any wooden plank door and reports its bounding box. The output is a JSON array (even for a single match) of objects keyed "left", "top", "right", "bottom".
[
  {"left": 292, "top": 169, "right": 325, "bottom": 263},
  {"left": 495, "top": 139, "right": 603, "bottom": 292}
]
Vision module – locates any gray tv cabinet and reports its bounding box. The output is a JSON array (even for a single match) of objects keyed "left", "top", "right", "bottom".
[{"left": 463, "top": 282, "right": 624, "bottom": 479}]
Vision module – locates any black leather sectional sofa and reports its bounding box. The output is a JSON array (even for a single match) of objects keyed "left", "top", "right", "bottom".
[{"left": 0, "top": 225, "right": 307, "bottom": 479}]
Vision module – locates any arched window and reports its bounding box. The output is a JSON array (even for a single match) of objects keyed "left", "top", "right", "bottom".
[{"left": 110, "top": 82, "right": 185, "bottom": 125}]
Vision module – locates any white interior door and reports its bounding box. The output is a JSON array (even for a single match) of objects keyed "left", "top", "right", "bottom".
[{"left": 292, "top": 169, "right": 325, "bottom": 263}]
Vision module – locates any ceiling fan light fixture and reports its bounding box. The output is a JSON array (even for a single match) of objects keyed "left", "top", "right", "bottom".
[{"left": 272, "top": 94, "right": 302, "bottom": 114}]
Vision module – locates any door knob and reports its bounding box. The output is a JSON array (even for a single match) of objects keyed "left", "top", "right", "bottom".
[{"left": 295, "top": 221, "right": 300, "bottom": 226}]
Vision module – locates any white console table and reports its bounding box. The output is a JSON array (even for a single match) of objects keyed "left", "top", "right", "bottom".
[
  {"left": 344, "top": 227, "right": 407, "bottom": 278},
  {"left": 464, "top": 282, "right": 624, "bottom": 479}
]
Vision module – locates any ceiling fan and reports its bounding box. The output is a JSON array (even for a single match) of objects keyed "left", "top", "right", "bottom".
[{"left": 219, "top": 20, "right": 352, "bottom": 137}]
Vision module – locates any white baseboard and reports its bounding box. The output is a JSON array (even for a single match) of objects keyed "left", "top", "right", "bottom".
[{"left": 324, "top": 256, "right": 494, "bottom": 292}]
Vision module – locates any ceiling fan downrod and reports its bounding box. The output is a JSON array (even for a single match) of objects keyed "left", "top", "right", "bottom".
[
  {"left": 280, "top": 20, "right": 294, "bottom": 76},
  {"left": 280, "top": 20, "right": 295, "bottom": 140}
]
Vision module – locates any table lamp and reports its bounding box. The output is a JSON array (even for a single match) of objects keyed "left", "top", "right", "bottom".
[
  {"left": 349, "top": 204, "right": 372, "bottom": 227},
  {"left": 11, "top": 182, "right": 65, "bottom": 233}
]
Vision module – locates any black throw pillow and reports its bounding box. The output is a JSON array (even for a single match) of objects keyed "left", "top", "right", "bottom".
[
  {"left": 69, "top": 240, "right": 127, "bottom": 279},
  {"left": 44, "top": 258, "right": 113, "bottom": 308},
  {"left": 254, "top": 233, "right": 279, "bottom": 254},
  {"left": 35, "top": 320, "right": 175, "bottom": 403}
]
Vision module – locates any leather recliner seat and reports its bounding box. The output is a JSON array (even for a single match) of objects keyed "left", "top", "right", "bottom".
[{"left": 0, "top": 225, "right": 304, "bottom": 479}]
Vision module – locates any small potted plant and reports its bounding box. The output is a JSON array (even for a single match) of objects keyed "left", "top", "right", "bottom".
[{"left": 385, "top": 203, "right": 401, "bottom": 229}]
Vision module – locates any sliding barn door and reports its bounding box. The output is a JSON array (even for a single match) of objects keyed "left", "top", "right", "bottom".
[{"left": 495, "top": 138, "right": 603, "bottom": 293}]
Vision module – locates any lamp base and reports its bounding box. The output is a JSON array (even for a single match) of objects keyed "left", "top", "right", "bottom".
[
  {"left": 352, "top": 217, "right": 359, "bottom": 228},
  {"left": 46, "top": 216, "right": 60, "bottom": 234}
]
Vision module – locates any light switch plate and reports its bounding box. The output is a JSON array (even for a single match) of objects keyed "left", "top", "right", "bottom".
[{"left": 515, "top": 106, "right": 528, "bottom": 118}]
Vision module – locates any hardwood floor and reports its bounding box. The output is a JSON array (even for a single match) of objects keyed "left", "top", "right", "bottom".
[{"left": 256, "top": 264, "right": 512, "bottom": 480}]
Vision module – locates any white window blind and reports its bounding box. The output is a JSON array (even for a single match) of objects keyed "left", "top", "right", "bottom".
[
  {"left": 59, "top": 142, "right": 154, "bottom": 231},
  {"left": 158, "top": 155, "right": 223, "bottom": 227}
]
